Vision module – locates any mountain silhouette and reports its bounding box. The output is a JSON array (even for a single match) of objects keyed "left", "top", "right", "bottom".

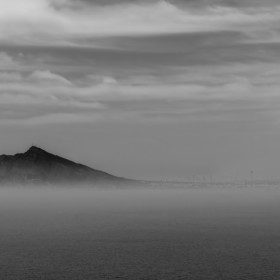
[{"left": 0, "top": 146, "right": 128, "bottom": 186}]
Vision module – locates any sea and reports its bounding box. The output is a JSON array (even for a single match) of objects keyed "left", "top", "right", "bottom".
[{"left": 0, "top": 184, "right": 280, "bottom": 279}]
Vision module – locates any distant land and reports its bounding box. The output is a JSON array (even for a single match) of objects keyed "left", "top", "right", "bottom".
[
  {"left": 0, "top": 146, "right": 135, "bottom": 186},
  {"left": 1, "top": 146, "right": 277, "bottom": 189}
]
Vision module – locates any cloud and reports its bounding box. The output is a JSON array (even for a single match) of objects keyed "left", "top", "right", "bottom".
[
  {"left": 0, "top": 52, "right": 14, "bottom": 64},
  {"left": 0, "top": 52, "right": 18, "bottom": 70},
  {"left": 0, "top": 61, "right": 105, "bottom": 125},
  {"left": 2, "top": 50, "right": 280, "bottom": 126},
  {"left": 0, "top": 72, "right": 22, "bottom": 83},
  {"left": 0, "top": 112, "right": 102, "bottom": 125},
  {"left": 28, "top": 70, "right": 72, "bottom": 86},
  {"left": 1, "top": 58, "right": 280, "bottom": 125},
  {"left": 0, "top": 0, "right": 279, "bottom": 46}
]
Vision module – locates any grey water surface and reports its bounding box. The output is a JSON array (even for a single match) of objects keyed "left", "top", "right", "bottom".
[{"left": 0, "top": 186, "right": 280, "bottom": 280}]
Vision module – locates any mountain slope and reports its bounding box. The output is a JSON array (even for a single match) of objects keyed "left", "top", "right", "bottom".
[{"left": 0, "top": 146, "right": 127, "bottom": 185}]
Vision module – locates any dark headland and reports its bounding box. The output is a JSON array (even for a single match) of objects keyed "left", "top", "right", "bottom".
[{"left": 0, "top": 146, "right": 137, "bottom": 187}]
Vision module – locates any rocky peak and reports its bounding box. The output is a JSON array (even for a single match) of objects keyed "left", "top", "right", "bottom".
[{"left": 0, "top": 146, "right": 128, "bottom": 185}]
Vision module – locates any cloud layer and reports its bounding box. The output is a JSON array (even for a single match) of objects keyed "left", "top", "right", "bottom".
[
  {"left": 1, "top": 49, "right": 280, "bottom": 126},
  {"left": 0, "top": 0, "right": 279, "bottom": 46},
  {"left": 0, "top": 0, "right": 280, "bottom": 126}
]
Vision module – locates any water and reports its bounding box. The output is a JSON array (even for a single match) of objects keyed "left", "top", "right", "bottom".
[{"left": 0, "top": 186, "right": 280, "bottom": 279}]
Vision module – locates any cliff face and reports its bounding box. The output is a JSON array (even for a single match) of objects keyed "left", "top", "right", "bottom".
[{"left": 0, "top": 146, "right": 125, "bottom": 185}]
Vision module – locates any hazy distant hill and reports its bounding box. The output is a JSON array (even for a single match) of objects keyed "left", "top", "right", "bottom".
[{"left": 0, "top": 146, "right": 129, "bottom": 186}]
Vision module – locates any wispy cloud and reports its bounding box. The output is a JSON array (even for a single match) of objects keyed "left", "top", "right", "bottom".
[
  {"left": 1, "top": 50, "right": 280, "bottom": 126},
  {"left": 0, "top": 0, "right": 279, "bottom": 47}
]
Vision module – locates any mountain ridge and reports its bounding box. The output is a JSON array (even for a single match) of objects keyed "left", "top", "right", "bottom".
[{"left": 0, "top": 146, "right": 129, "bottom": 186}]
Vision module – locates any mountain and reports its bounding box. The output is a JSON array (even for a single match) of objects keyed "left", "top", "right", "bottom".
[{"left": 0, "top": 146, "right": 129, "bottom": 186}]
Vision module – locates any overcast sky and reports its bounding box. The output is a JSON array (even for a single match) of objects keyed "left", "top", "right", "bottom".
[{"left": 1, "top": 0, "right": 280, "bottom": 181}]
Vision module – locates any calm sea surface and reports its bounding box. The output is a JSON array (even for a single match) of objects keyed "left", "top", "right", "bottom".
[{"left": 0, "top": 186, "right": 280, "bottom": 279}]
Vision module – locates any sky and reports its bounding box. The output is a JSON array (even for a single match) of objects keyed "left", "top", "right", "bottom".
[{"left": 1, "top": 0, "right": 280, "bottom": 181}]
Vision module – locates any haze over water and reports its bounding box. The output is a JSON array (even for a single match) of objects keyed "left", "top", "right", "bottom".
[{"left": 1, "top": 185, "right": 280, "bottom": 280}]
